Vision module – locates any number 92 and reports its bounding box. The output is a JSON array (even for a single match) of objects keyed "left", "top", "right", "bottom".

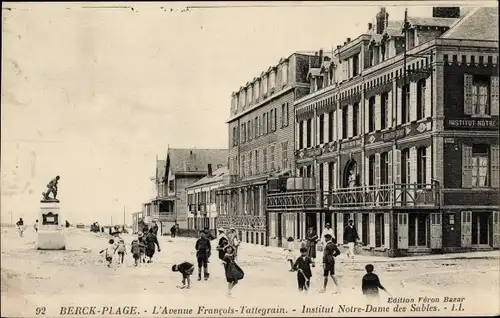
[{"left": 36, "top": 307, "right": 46, "bottom": 315}]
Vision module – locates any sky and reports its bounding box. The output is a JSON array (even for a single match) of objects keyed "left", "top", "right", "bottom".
[{"left": 1, "top": 1, "right": 492, "bottom": 226}]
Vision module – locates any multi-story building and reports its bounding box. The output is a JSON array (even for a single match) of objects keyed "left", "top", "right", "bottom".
[
  {"left": 267, "top": 6, "right": 499, "bottom": 256},
  {"left": 143, "top": 148, "right": 228, "bottom": 233},
  {"left": 216, "top": 52, "right": 323, "bottom": 245},
  {"left": 186, "top": 165, "right": 228, "bottom": 231}
]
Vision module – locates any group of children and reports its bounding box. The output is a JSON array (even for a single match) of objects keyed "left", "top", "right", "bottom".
[
  {"left": 100, "top": 231, "right": 158, "bottom": 267},
  {"left": 287, "top": 233, "right": 391, "bottom": 299}
]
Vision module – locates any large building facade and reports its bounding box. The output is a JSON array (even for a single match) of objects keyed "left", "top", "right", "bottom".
[
  {"left": 267, "top": 7, "right": 499, "bottom": 256},
  {"left": 216, "top": 52, "right": 321, "bottom": 245}
]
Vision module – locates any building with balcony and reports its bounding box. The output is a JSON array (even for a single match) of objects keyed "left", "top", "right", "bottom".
[
  {"left": 267, "top": 6, "right": 499, "bottom": 256},
  {"left": 216, "top": 52, "right": 324, "bottom": 245},
  {"left": 144, "top": 148, "right": 228, "bottom": 233},
  {"left": 186, "top": 165, "right": 228, "bottom": 231}
]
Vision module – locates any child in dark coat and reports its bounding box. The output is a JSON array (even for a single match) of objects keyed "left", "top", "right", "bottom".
[
  {"left": 292, "top": 247, "right": 314, "bottom": 292},
  {"left": 172, "top": 262, "right": 195, "bottom": 289},
  {"left": 195, "top": 230, "right": 211, "bottom": 281},
  {"left": 362, "top": 264, "right": 390, "bottom": 299},
  {"left": 222, "top": 245, "right": 244, "bottom": 297},
  {"left": 130, "top": 238, "right": 144, "bottom": 267}
]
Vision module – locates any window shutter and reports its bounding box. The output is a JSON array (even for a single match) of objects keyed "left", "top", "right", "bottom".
[
  {"left": 348, "top": 105, "right": 353, "bottom": 138},
  {"left": 375, "top": 95, "right": 382, "bottom": 131},
  {"left": 338, "top": 109, "right": 343, "bottom": 140},
  {"left": 316, "top": 116, "right": 321, "bottom": 145},
  {"left": 425, "top": 77, "right": 432, "bottom": 118},
  {"left": 388, "top": 150, "right": 393, "bottom": 184},
  {"left": 384, "top": 212, "right": 390, "bottom": 248},
  {"left": 394, "top": 149, "right": 402, "bottom": 184},
  {"left": 333, "top": 111, "right": 338, "bottom": 141},
  {"left": 410, "top": 147, "right": 417, "bottom": 184},
  {"left": 375, "top": 153, "right": 381, "bottom": 185},
  {"left": 426, "top": 145, "right": 432, "bottom": 185},
  {"left": 396, "top": 87, "right": 403, "bottom": 125},
  {"left": 323, "top": 112, "right": 329, "bottom": 143},
  {"left": 323, "top": 162, "right": 330, "bottom": 193},
  {"left": 464, "top": 74, "right": 473, "bottom": 115},
  {"left": 364, "top": 157, "right": 370, "bottom": 186},
  {"left": 462, "top": 145, "right": 473, "bottom": 188},
  {"left": 364, "top": 99, "right": 369, "bottom": 133},
  {"left": 491, "top": 145, "right": 500, "bottom": 188},
  {"left": 387, "top": 90, "right": 393, "bottom": 129},
  {"left": 333, "top": 161, "right": 338, "bottom": 190},
  {"left": 410, "top": 82, "right": 417, "bottom": 122},
  {"left": 491, "top": 76, "right": 499, "bottom": 116}
]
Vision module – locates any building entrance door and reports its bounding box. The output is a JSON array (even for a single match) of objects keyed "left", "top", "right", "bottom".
[
  {"left": 409, "top": 213, "right": 428, "bottom": 247},
  {"left": 430, "top": 213, "right": 442, "bottom": 249},
  {"left": 397, "top": 213, "right": 408, "bottom": 249},
  {"left": 472, "top": 212, "right": 490, "bottom": 246}
]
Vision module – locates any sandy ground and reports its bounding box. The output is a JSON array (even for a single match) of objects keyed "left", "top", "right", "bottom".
[{"left": 1, "top": 227, "right": 499, "bottom": 317}]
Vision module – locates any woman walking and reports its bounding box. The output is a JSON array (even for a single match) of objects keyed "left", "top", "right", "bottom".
[
  {"left": 144, "top": 228, "right": 161, "bottom": 263},
  {"left": 305, "top": 226, "right": 318, "bottom": 264}
]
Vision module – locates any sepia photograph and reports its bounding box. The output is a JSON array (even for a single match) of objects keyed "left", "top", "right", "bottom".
[{"left": 1, "top": 1, "right": 499, "bottom": 317}]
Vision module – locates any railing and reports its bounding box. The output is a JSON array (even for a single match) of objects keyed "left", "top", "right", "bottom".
[
  {"left": 267, "top": 190, "right": 317, "bottom": 210},
  {"left": 216, "top": 215, "right": 266, "bottom": 231}
]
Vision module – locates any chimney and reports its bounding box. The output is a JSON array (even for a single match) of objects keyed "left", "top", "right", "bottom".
[
  {"left": 432, "top": 7, "right": 460, "bottom": 18},
  {"left": 368, "top": 23, "right": 373, "bottom": 30},
  {"left": 376, "top": 7, "right": 388, "bottom": 34},
  {"left": 346, "top": 38, "right": 351, "bottom": 43},
  {"left": 336, "top": 45, "right": 341, "bottom": 50},
  {"left": 207, "top": 164, "right": 212, "bottom": 176},
  {"left": 319, "top": 49, "right": 324, "bottom": 61}
]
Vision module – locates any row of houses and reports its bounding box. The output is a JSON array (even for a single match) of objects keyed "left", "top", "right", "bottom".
[{"left": 138, "top": 6, "right": 499, "bottom": 257}]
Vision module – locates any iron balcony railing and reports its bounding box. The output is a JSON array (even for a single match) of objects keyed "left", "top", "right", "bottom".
[{"left": 266, "top": 183, "right": 439, "bottom": 210}]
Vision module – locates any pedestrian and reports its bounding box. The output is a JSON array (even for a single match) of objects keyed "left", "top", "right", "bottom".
[
  {"left": 144, "top": 228, "right": 161, "bottom": 263},
  {"left": 138, "top": 233, "right": 147, "bottom": 263},
  {"left": 130, "top": 237, "right": 144, "bottom": 267},
  {"left": 343, "top": 219, "right": 360, "bottom": 259},
  {"left": 172, "top": 261, "right": 195, "bottom": 289},
  {"left": 319, "top": 234, "right": 341, "bottom": 293},
  {"left": 362, "top": 264, "right": 391, "bottom": 299},
  {"left": 216, "top": 228, "right": 229, "bottom": 261},
  {"left": 34, "top": 220, "right": 39, "bottom": 233},
  {"left": 292, "top": 247, "right": 314, "bottom": 292},
  {"left": 204, "top": 227, "right": 216, "bottom": 240},
  {"left": 152, "top": 221, "right": 159, "bottom": 236},
  {"left": 100, "top": 238, "right": 117, "bottom": 268},
  {"left": 227, "top": 227, "right": 240, "bottom": 261},
  {"left": 222, "top": 245, "right": 244, "bottom": 297},
  {"left": 195, "top": 230, "right": 211, "bottom": 281},
  {"left": 116, "top": 238, "right": 126, "bottom": 264},
  {"left": 305, "top": 226, "right": 318, "bottom": 264},
  {"left": 320, "top": 223, "right": 335, "bottom": 245},
  {"left": 170, "top": 224, "right": 177, "bottom": 238}
]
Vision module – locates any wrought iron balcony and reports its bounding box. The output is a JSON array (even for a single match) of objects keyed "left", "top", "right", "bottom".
[
  {"left": 216, "top": 214, "right": 266, "bottom": 231},
  {"left": 267, "top": 190, "right": 317, "bottom": 211},
  {"left": 324, "top": 183, "right": 439, "bottom": 208}
]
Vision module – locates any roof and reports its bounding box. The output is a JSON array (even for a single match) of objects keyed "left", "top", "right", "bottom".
[
  {"left": 156, "top": 160, "right": 166, "bottom": 181},
  {"left": 166, "top": 148, "right": 228, "bottom": 175},
  {"left": 187, "top": 166, "right": 229, "bottom": 189},
  {"left": 441, "top": 7, "right": 499, "bottom": 41},
  {"left": 407, "top": 16, "right": 458, "bottom": 28},
  {"left": 385, "top": 20, "right": 404, "bottom": 38}
]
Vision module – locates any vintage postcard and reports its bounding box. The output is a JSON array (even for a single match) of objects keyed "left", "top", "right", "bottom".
[{"left": 1, "top": 1, "right": 499, "bottom": 317}]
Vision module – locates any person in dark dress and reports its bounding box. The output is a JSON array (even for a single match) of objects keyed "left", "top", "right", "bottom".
[
  {"left": 144, "top": 228, "right": 161, "bottom": 263},
  {"left": 305, "top": 226, "right": 318, "bottom": 263},
  {"left": 362, "top": 264, "right": 390, "bottom": 299},
  {"left": 292, "top": 247, "right": 314, "bottom": 292},
  {"left": 222, "top": 245, "right": 244, "bottom": 297},
  {"left": 195, "top": 230, "right": 211, "bottom": 281}
]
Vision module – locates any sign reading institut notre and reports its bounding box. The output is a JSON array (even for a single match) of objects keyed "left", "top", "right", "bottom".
[{"left": 446, "top": 118, "right": 499, "bottom": 130}]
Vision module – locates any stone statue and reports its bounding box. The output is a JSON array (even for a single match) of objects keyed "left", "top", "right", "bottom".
[
  {"left": 42, "top": 176, "right": 60, "bottom": 202},
  {"left": 348, "top": 169, "right": 357, "bottom": 188}
]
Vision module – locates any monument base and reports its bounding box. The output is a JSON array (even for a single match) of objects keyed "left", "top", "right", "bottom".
[{"left": 37, "top": 230, "right": 66, "bottom": 250}]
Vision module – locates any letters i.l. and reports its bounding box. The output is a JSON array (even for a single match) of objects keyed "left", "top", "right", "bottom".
[{"left": 451, "top": 303, "right": 464, "bottom": 311}]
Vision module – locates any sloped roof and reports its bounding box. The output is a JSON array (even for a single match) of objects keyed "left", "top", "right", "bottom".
[
  {"left": 167, "top": 148, "right": 228, "bottom": 175},
  {"left": 407, "top": 16, "right": 458, "bottom": 28},
  {"left": 187, "top": 166, "right": 229, "bottom": 188},
  {"left": 156, "top": 159, "right": 166, "bottom": 181},
  {"left": 385, "top": 20, "right": 404, "bottom": 38},
  {"left": 441, "top": 7, "right": 498, "bottom": 41}
]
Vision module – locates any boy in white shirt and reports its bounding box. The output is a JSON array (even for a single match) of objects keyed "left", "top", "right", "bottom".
[{"left": 100, "top": 239, "right": 117, "bottom": 267}]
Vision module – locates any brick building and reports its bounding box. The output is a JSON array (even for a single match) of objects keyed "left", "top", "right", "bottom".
[
  {"left": 216, "top": 52, "right": 322, "bottom": 245},
  {"left": 267, "top": 7, "right": 499, "bottom": 256}
]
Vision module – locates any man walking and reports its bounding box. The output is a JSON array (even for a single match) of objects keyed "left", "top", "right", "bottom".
[
  {"left": 343, "top": 219, "right": 359, "bottom": 259},
  {"left": 320, "top": 223, "right": 335, "bottom": 245}
]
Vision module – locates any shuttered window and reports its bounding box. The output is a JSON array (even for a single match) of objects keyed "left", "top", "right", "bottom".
[
  {"left": 254, "top": 149, "right": 259, "bottom": 174},
  {"left": 417, "top": 79, "right": 426, "bottom": 120},
  {"left": 319, "top": 114, "right": 325, "bottom": 144},
  {"left": 368, "top": 97, "right": 375, "bottom": 132},
  {"left": 263, "top": 148, "right": 267, "bottom": 173},
  {"left": 491, "top": 76, "right": 499, "bottom": 116},
  {"left": 269, "top": 145, "right": 275, "bottom": 171},
  {"left": 402, "top": 84, "right": 410, "bottom": 123},
  {"left": 342, "top": 107, "right": 348, "bottom": 139},
  {"left": 248, "top": 151, "right": 253, "bottom": 176},
  {"left": 491, "top": 145, "right": 499, "bottom": 188},
  {"left": 471, "top": 145, "right": 489, "bottom": 188},
  {"left": 241, "top": 155, "right": 246, "bottom": 178},
  {"left": 417, "top": 147, "right": 427, "bottom": 186},
  {"left": 328, "top": 111, "right": 334, "bottom": 142},
  {"left": 353, "top": 103, "right": 359, "bottom": 136},
  {"left": 381, "top": 152, "right": 389, "bottom": 184},
  {"left": 298, "top": 121, "right": 304, "bottom": 149},
  {"left": 381, "top": 92, "right": 388, "bottom": 129},
  {"left": 465, "top": 74, "right": 496, "bottom": 116},
  {"left": 462, "top": 145, "right": 473, "bottom": 188},
  {"left": 248, "top": 120, "right": 252, "bottom": 141},
  {"left": 306, "top": 119, "right": 312, "bottom": 147},
  {"left": 281, "top": 141, "right": 288, "bottom": 170},
  {"left": 375, "top": 153, "right": 381, "bottom": 186},
  {"left": 368, "top": 155, "right": 376, "bottom": 186}
]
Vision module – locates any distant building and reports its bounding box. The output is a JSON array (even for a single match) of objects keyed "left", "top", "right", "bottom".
[
  {"left": 267, "top": 6, "right": 499, "bottom": 256},
  {"left": 186, "top": 165, "right": 229, "bottom": 231},
  {"left": 143, "top": 148, "right": 228, "bottom": 232},
  {"left": 131, "top": 211, "right": 143, "bottom": 234}
]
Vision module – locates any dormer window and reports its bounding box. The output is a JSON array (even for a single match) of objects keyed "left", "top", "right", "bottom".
[
  {"left": 270, "top": 71, "right": 276, "bottom": 90},
  {"left": 247, "top": 86, "right": 253, "bottom": 105},
  {"left": 262, "top": 76, "right": 268, "bottom": 95},
  {"left": 241, "top": 89, "right": 246, "bottom": 108},
  {"left": 281, "top": 63, "right": 288, "bottom": 85},
  {"left": 254, "top": 81, "right": 260, "bottom": 100},
  {"left": 234, "top": 94, "right": 239, "bottom": 112}
]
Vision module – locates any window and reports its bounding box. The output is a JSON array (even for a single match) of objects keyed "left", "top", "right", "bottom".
[
  {"left": 249, "top": 151, "right": 253, "bottom": 175},
  {"left": 417, "top": 79, "right": 426, "bottom": 120},
  {"left": 472, "top": 145, "right": 489, "bottom": 187},
  {"left": 352, "top": 54, "right": 359, "bottom": 77},
  {"left": 306, "top": 118, "right": 312, "bottom": 147},
  {"left": 401, "top": 148, "right": 410, "bottom": 183},
  {"left": 299, "top": 121, "right": 304, "bottom": 149},
  {"left": 241, "top": 90, "right": 246, "bottom": 108},
  {"left": 254, "top": 149, "right": 259, "bottom": 174},
  {"left": 273, "top": 108, "right": 277, "bottom": 131},
  {"left": 234, "top": 94, "right": 239, "bottom": 112},
  {"left": 254, "top": 117, "right": 259, "bottom": 138},
  {"left": 319, "top": 114, "right": 325, "bottom": 144},
  {"left": 328, "top": 111, "right": 334, "bottom": 142},
  {"left": 262, "top": 76, "right": 268, "bottom": 95},
  {"left": 282, "top": 63, "right": 288, "bottom": 84},
  {"left": 263, "top": 148, "right": 267, "bottom": 172},
  {"left": 381, "top": 152, "right": 389, "bottom": 184},
  {"left": 247, "top": 120, "right": 252, "bottom": 141},
  {"left": 368, "top": 96, "right": 375, "bottom": 132},
  {"left": 269, "top": 145, "right": 275, "bottom": 171},
  {"left": 368, "top": 155, "right": 375, "bottom": 186},
  {"left": 247, "top": 86, "right": 253, "bottom": 104},
  {"left": 352, "top": 103, "right": 359, "bottom": 136},
  {"left": 241, "top": 155, "right": 246, "bottom": 178},
  {"left": 263, "top": 113, "right": 268, "bottom": 134},
  {"left": 168, "top": 180, "right": 174, "bottom": 192},
  {"left": 270, "top": 71, "right": 276, "bottom": 89},
  {"left": 417, "top": 147, "right": 426, "bottom": 185},
  {"left": 232, "top": 126, "right": 238, "bottom": 146},
  {"left": 472, "top": 75, "right": 490, "bottom": 116},
  {"left": 281, "top": 103, "right": 289, "bottom": 127},
  {"left": 381, "top": 92, "right": 388, "bottom": 129},
  {"left": 233, "top": 156, "right": 238, "bottom": 175},
  {"left": 241, "top": 123, "right": 246, "bottom": 143},
  {"left": 342, "top": 107, "right": 348, "bottom": 139},
  {"left": 269, "top": 109, "right": 274, "bottom": 131},
  {"left": 281, "top": 141, "right": 288, "bottom": 170},
  {"left": 254, "top": 81, "right": 260, "bottom": 100},
  {"left": 402, "top": 84, "right": 410, "bottom": 123}
]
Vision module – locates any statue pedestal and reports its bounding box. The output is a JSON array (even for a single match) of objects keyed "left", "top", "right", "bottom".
[{"left": 37, "top": 201, "right": 66, "bottom": 250}]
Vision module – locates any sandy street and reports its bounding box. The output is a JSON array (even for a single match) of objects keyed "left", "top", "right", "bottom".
[{"left": 1, "top": 227, "right": 499, "bottom": 317}]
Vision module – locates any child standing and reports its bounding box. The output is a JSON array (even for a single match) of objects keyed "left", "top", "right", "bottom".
[
  {"left": 319, "top": 234, "right": 341, "bottom": 293},
  {"left": 292, "top": 247, "right": 314, "bottom": 292},
  {"left": 222, "top": 245, "right": 244, "bottom": 297},
  {"left": 362, "top": 264, "right": 390, "bottom": 299},
  {"left": 130, "top": 238, "right": 144, "bottom": 267},
  {"left": 195, "top": 230, "right": 211, "bottom": 281},
  {"left": 172, "top": 262, "right": 195, "bottom": 289},
  {"left": 116, "top": 239, "right": 126, "bottom": 264},
  {"left": 100, "top": 239, "right": 117, "bottom": 267}
]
